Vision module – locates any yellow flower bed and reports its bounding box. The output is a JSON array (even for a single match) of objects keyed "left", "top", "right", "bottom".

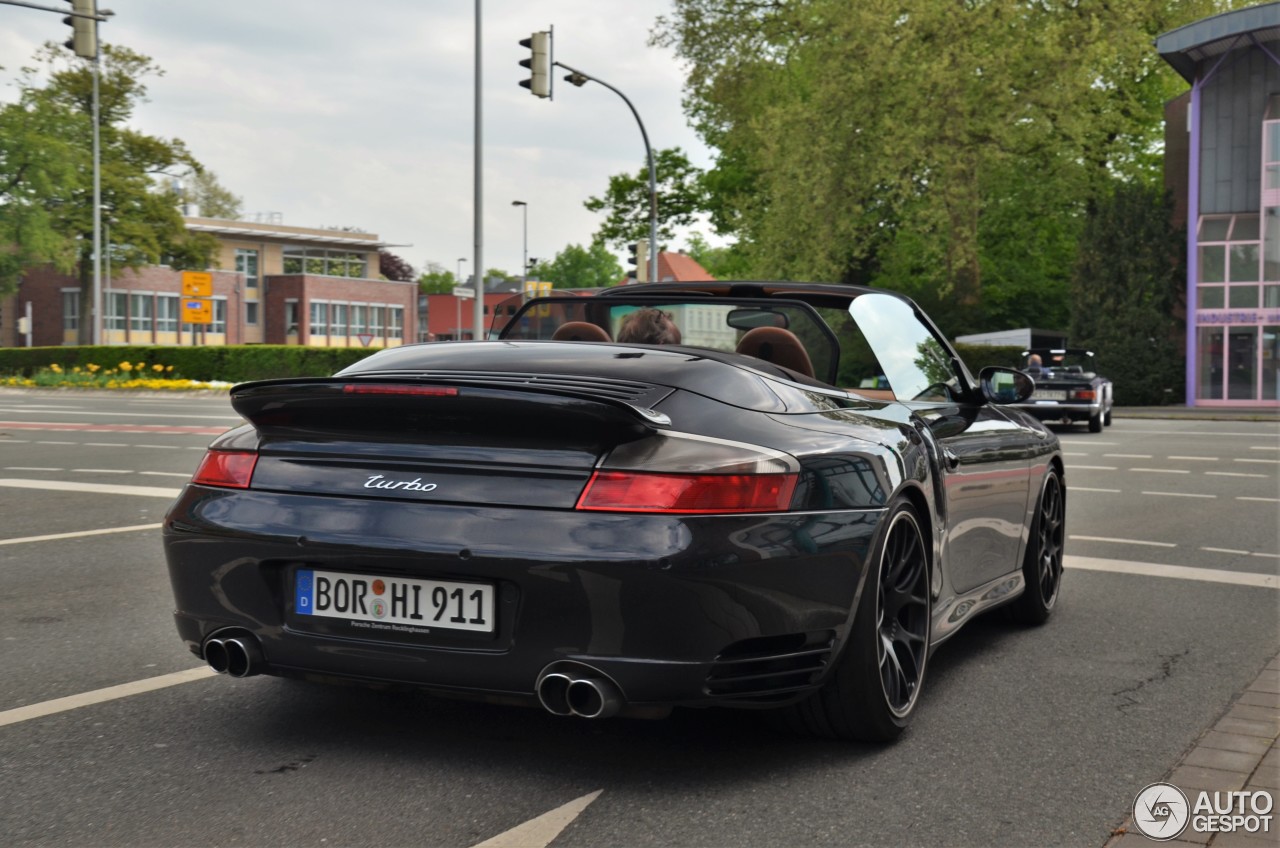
[{"left": 0, "top": 363, "right": 228, "bottom": 391}]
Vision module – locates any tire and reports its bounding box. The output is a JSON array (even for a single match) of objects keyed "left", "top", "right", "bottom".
[
  {"left": 1088, "top": 411, "right": 1103, "bottom": 432},
  {"left": 1103, "top": 407, "right": 1112, "bottom": 427},
  {"left": 782, "top": 499, "right": 931, "bottom": 742},
  {"left": 1008, "top": 470, "right": 1065, "bottom": 625}
]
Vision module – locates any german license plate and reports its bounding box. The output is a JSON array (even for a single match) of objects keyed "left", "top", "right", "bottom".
[
  {"left": 1032, "top": 390, "right": 1066, "bottom": 401},
  {"left": 295, "top": 569, "right": 495, "bottom": 633}
]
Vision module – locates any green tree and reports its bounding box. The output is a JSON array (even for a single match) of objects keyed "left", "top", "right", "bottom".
[
  {"left": 654, "top": 0, "right": 1227, "bottom": 313},
  {"left": 585, "top": 147, "right": 709, "bottom": 249},
  {"left": 11, "top": 43, "right": 219, "bottom": 342},
  {"left": 682, "top": 232, "right": 749, "bottom": 280},
  {"left": 1070, "top": 182, "right": 1184, "bottom": 406},
  {"left": 529, "top": 242, "right": 624, "bottom": 289},
  {"left": 418, "top": 262, "right": 458, "bottom": 294},
  {"left": 0, "top": 68, "right": 81, "bottom": 295},
  {"left": 185, "top": 168, "right": 242, "bottom": 219}
]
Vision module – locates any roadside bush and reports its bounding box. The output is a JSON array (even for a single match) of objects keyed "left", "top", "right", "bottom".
[{"left": 0, "top": 345, "right": 377, "bottom": 384}]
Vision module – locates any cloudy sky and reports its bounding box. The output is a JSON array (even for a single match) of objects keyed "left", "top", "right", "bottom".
[{"left": 0, "top": 0, "right": 714, "bottom": 278}]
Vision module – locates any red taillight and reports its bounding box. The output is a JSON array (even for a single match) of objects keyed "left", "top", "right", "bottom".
[
  {"left": 342, "top": 384, "right": 458, "bottom": 397},
  {"left": 576, "top": 470, "right": 798, "bottom": 514},
  {"left": 192, "top": 450, "right": 258, "bottom": 489},
  {"left": 1072, "top": 389, "right": 1096, "bottom": 401}
]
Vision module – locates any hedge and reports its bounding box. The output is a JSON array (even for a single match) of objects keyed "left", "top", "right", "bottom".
[
  {"left": 0, "top": 345, "right": 379, "bottom": 383},
  {"left": 0, "top": 342, "right": 1027, "bottom": 385}
]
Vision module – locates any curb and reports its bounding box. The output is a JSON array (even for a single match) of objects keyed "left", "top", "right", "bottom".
[{"left": 1104, "top": 651, "right": 1280, "bottom": 846}]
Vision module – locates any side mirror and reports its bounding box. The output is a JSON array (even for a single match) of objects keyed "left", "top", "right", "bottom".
[{"left": 979, "top": 366, "right": 1033, "bottom": 405}]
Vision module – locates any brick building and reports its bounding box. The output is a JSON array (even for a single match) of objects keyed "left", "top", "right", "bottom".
[{"left": 2, "top": 216, "right": 417, "bottom": 350}]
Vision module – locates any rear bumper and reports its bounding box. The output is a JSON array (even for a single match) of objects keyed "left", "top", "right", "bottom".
[
  {"left": 1015, "top": 401, "right": 1101, "bottom": 422},
  {"left": 164, "top": 486, "right": 881, "bottom": 707}
]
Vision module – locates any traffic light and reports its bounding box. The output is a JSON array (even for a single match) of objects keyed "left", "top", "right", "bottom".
[
  {"left": 519, "top": 30, "right": 552, "bottom": 99},
  {"left": 63, "top": 0, "right": 98, "bottom": 59},
  {"left": 626, "top": 240, "right": 649, "bottom": 283}
]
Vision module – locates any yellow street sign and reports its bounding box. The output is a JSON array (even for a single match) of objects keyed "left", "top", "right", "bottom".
[
  {"left": 181, "top": 271, "right": 213, "bottom": 297},
  {"left": 182, "top": 299, "right": 212, "bottom": 324}
]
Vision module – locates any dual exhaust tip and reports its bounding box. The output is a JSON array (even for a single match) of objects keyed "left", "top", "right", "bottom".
[
  {"left": 536, "top": 668, "right": 623, "bottom": 720},
  {"left": 203, "top": 633, "right": 262, "bottom": 678}
]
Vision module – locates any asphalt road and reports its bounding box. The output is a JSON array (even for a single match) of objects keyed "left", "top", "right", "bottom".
[{"left": 0, "top": 390, "right": 1276, "bottom": 848}]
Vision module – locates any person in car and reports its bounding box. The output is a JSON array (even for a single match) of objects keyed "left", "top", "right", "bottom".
[{"left": 617, "top": 308, "right": 681, "bottom": 344}]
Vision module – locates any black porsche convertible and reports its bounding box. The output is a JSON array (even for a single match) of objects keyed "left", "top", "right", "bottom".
[{"left": 163, "top": 282, "right": 1065, "bottom": 742}]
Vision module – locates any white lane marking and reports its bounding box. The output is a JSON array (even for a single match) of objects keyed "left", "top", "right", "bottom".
[
  {"left": 1207, "top": 471, "right": 1270, "bottom": 478},
  {"left": 0, "top": 439, "right": 30, "bottom": 443},
  {"left": 0, "top": 479, "right": 180, "bottom": 498},
  {"left": 135, "top": 444, "right": 181, "bottom": 450},
  {"left": 0, "top": 523, "right": 163, "bottom": 547},
  {"left": 4, "top": 466, "right": 63, "bottom": 471},
  {"left": 471, "top": 790, "right": 603, "bottom": 848},
  {"left": 1070, "top": 535, "right": 1176, "bottom": 548},
  {"left": 1071, "top": 487, "right": 1122, "bottom": 493},
  {"left": 1065, "top": 556, "right": 1278, "bottom": 589},
  {"left": 1130, "top": 468, "right": 1190, "bottom": 474},
  {"left": 1063, "top": 452, "right": 1091, "bottom": 457},
  {"left": 1105, "top": 453, "right": 1152, "bottom": 459},
  {"left": 1202, "top": 547, "right": 1251, "bottom": 555},
  {"left": 0, "top": 667, "right": 216, "bottom": 728},
  {"left": 72, "top": 468, "right": 132, "bottom": 475},
  {"left": 1143, "top": 491, "right": 1216, "bottom": 498},
  {"left": 1254, "top": 552, "right": 1280, "bottom": 559},
  {"left": 1169, "top": 456, "right": 1218, "bottom": 461},
  {"left": 1061, "top": 440, "right": 1119, "bottom": 445},
  {"left": 37, "top": 441, "right": 76, "bottom": 445},
  {"left": 1069, "top": 465, "right": 1118, "bottom": 471},
  {"left": 1235, "top": 458, "right": 1280, "bottom": 464},
  {"left": 1250, "top": 446, "right": 1280, "bottom": 451},
  {"left": 139, "top": 471, "right": 192, "bottom": 478},
  {"left": 1238, "top": 496, "right": 1280, "bottom": 503},
  {"left": 84, "top": 442, "right": 128, "bottom": 447}
]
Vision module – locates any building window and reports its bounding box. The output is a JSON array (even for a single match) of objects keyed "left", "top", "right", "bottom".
[
  {"left": 331, "top": 303, "right": 348, "bottom": 338},
  {"left": 285, "top": 301, "right": 299, "bottom": 335},
  {"left": 388, "top": 306, "right": 403, "bottom": 340},
  {"left": 157, "top": 295, "right": 179, "bottom": 332},
  {"left": 309, "top": 301, "right": 328, "bottom": 337},
  {"left": 211, "top": 299, "right": 227, "bottom": 335},
  {"left": 129, "top": 293, "right": 152, "bottom": 333},
  {"left": 106, "top": 292, "right": 127, "bottom": 331},
  {"left": 351, "top": 304, "right": 367, "bottom": 335},
  {"left": 370, "top": 306, "right": 385, "bottom": 337},
  {"left": 62, "top": 290, "right": 79, "bottom": 330},
  {"left": 282, "top": 247, "right": 368, "bottom": 278},
  {"left": 236, "top": 248, "right": 260, "bottom": 289},
  {"left": 245, "top": 301, "right": 259, "bottom": 325}
]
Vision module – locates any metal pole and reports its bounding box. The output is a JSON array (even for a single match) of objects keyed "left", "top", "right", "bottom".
[
  {"left": 472, "top": 0, "right": 484, "bottom": 340},
  {"left": 556, "top": 62, "right": 658, "bottom": 282},
  {"left": 91, "top": 50, "right": 102, "bottom": 345},
  {"left": 512, "top": 201, "right": 527, "bottom": 282}
]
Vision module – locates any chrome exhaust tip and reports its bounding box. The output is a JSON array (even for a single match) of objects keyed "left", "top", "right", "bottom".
[
  {"left": 223, "top": 636, "right": 262, "bottom": 678},
  {"left": 203, "top": 632, "right": 262, "bottom": 678},
  {"left": 535, "top": 672, "right": 575, "bottom": 716},
  {"left": 567, "top": 677, "right": 622, "bottom": 719},
  {"left": 204, "top": 638, "right": 230, "bottom": 674}
]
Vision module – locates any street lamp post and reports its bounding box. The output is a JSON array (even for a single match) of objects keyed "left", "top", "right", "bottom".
[
  {"left": 512, "top": 200, "right": 528, "bottom": 284},
  {"left": 456, "top": 257, "right": 467, "bottom": 340}
]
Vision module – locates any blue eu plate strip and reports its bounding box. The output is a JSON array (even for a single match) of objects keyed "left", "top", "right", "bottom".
[{"left": 295, "top": 569, "right": 315, "bottom": 616}]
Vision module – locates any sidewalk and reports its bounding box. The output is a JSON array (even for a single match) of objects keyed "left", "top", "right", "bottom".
[
  {"left": 1105, "top": 653, "right": 1280, "bottom": 846},
  {"left": 1111, "top": 406, "right": 1280, "bottom": 423}
]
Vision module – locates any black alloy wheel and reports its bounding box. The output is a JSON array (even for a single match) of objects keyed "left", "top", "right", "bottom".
[
  {"left": 876, "top": 508, "right": 930, "bottom": 717},
  {"left": 1009, "top": 470, "right": 1065, "bottom": 625},
  {"left": 782, "top": 499, "right": 931, "bottom": 742}
]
